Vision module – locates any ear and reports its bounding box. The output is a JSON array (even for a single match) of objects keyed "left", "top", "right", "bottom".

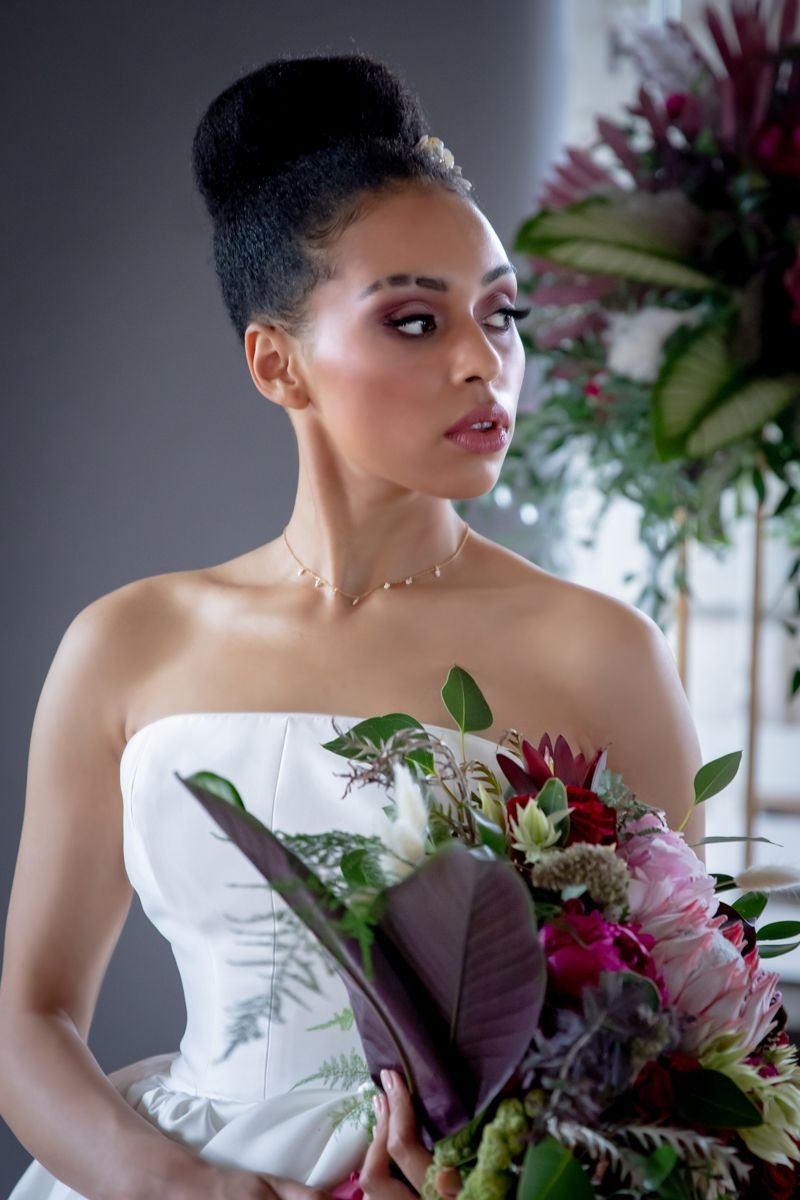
[{"left": 244, "top": 321, "right": 310, "bottom": 412}]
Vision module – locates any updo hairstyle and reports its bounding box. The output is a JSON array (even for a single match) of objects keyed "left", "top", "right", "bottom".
[{"left": 190, "top": 52, "right": 476, "bottom": 341}]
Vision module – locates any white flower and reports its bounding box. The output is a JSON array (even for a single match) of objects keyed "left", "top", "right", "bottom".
[
  {"left": 374, "top": 760, "right": 429, "bottom": 884},
  {"left": 605, "top": 304, "right": 707, "bottom": 384},
  {"left": 509, "top": 799, "right": 562, "bottom": 863}
]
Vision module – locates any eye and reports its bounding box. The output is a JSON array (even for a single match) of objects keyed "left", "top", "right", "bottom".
[
  {"left": 386, "top": 305, "right": 532, "bottom": 337},
  {"left": 485, "top": 305, "right": 532, "bottom": 331}
]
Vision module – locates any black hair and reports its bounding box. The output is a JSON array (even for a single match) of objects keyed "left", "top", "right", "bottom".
[{"left": 190, "top": 52, "right": 476, "bottom": 341}]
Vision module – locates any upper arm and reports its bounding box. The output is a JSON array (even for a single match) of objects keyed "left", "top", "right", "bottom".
[
  {"left": 575, "top": 594, "right": 706, "bottom": 841},
  {"left": 0, "top": 587, "right": 142, "bottom": 1040}
]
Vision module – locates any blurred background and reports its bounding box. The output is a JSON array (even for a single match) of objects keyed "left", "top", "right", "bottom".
[{"left": 2, "top": 0, "right": 798, "bottom": 1190}]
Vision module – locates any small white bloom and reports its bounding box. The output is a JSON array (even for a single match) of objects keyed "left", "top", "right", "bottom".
[
  {"left": 374, "top": 760, "right": 429, "bottom": 884},
  {"left": 605, "top": 304, "right": 707, "bottom": 384},
  {"left": 509, "top": 799, "right": 562, "bottom": 863}
]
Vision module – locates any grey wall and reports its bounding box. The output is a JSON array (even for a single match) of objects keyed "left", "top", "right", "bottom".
[{"left": 0, "top": 1, "right": 566, "bottom": 1188}]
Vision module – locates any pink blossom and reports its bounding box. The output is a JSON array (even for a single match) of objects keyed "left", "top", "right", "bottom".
[{"left": 618, "top": 812, "right": 781, "bottom": 1054}]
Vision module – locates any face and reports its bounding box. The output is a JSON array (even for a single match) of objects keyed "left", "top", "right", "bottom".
[{"left": 290, "top": 185, "right": 527, "bottom": 500}]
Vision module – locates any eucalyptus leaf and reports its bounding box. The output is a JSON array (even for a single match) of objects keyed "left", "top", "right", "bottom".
[
  {"left": 472, "top": 810, "right": 507, "bottom": 855},
  {"left": 692, "top": 751, "right": 742, "bottom": 806},
  {"left": 692, "top": 834, "right": 780, "bottom": 847},
  {"left": 320, "top": 713, "right": 435, "bottom": 775},
  {"left": 441, "top": 665, "right": 493, "bottom": 735},
  {"left": 731, "top": 891, "right": 768, "bottom": 921},
  {"left": 757, "top": 920, "right": 800, "bottom": 941},
  {"left": 518, "top": 1136, "right": 596, "bottom": 1199},
  {"left": 536, "top": 776, "right": 569, "bottom": 817},
  {"left": 758, "top": 940, "right": 800, "bottom": 958}
]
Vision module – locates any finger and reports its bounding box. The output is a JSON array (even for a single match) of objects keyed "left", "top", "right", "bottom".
[
  {"left": 358, "top": 1093, "right": 392, "bottom": 1189},
  {"left": 381, "top": 1069, "right": 433, "bottom": 1191},
  {"left": 257, "top": 1174, "right": 333, "bottom": 1200},
  {"left": 435, "top": 1167, "right": 463, "bottom": 1199}
]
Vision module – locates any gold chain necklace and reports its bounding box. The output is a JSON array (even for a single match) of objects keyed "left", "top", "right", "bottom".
[{"left": 282, "top": 521, "right": 471, "bottom": 606}]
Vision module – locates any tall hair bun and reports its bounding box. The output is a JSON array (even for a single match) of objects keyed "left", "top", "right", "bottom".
[{"left": 192, "top": 53, "right": 427, "bottom": 220}]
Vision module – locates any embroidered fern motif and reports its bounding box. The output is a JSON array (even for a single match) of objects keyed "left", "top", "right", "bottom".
[
  {"left": 292, "top": 1050, "right": 371, "bottom": 1092},
  {"left": 307, "top": 1006, "right": 355, "bottom": 1033}
]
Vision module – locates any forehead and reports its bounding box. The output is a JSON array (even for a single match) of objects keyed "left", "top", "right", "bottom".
[{"left": 324, "top": 186, "right": 510, "bottom": 292}]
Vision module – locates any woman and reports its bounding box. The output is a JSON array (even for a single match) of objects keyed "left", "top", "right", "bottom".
[{"left": 0, "top": 52, "right": 704, "bottom": 1199}]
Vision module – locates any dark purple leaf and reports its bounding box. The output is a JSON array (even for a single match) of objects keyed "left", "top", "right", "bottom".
[{"left": 177, "top": 773, "right": 546, "bottom": 1139}]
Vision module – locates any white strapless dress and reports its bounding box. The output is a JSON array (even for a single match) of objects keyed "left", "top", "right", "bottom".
[{"left": 10, "top": 710, "right": 499, "bottom": 1198}]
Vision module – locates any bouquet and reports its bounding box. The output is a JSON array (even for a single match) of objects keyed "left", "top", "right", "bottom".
[
  {"left": 500, "top": 0, "right": 800, "bottom": 647},
  {"left": 177, "top": 666, "right": 800, "bottom": 1198}
]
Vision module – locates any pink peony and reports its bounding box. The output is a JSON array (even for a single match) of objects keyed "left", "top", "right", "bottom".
[
  {"left": 540, "top": 903, "right": 660, "bottom": 1002},
  {"left": 618, "top": 811, "right": 781, "bottom": 1054}
]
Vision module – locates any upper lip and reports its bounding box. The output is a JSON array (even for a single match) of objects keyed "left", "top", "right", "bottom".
[{"left": 445, "top": 401, "right": 511, "bottom": 435}]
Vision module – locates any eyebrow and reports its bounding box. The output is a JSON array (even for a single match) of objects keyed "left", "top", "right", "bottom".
[{"left": 358, "top": 262, "right": 517, "bottom": 299}]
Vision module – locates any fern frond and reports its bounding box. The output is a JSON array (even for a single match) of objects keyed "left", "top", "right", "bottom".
[{"left": 619, "top": 1124, "right": 750, "bottom": 1197}]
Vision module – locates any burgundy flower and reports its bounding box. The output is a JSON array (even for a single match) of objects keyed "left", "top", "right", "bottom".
[
  {"left": 632, "top": 1051, "right": 701, "bottom": 1121},
  {"left": 784, "top": 249, "right": 800, "bottom": 325},
  {"left": 496, "top": 732, "right": 606, "bottom": 799},
  {"left": 564, "top": 787, "right": 617, "bottom": 846},
  {"left": 754, "top": 122, "right": 800, "bottom": 176},
  {"left": 742, "top": 1157, "right": 798, "bottom": 1200}
]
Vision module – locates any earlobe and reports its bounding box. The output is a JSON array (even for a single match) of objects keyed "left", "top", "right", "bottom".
[{"left": 244, "top": 322, "right": 308, "bottom": 411}]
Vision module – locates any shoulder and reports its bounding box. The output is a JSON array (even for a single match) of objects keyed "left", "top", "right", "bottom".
[
  {"left": 522, "top": 573, "right": 704, "bottom": 830},
  {"left": 51, "top": 567, "right": 209, "bottom": 741}
]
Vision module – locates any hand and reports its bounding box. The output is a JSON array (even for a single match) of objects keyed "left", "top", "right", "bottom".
[
  {"left": 181, "top": 1160, "right": 334, "bottom": 1200},
  {"left": 357, "top": 1069, "right": 461, "bottom": 1199}
]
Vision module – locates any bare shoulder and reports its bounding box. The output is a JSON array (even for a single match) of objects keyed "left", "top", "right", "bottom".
[
  {"left": 519, "top": 570, "right": 704, "bottom": 832},
  {"left": 52, "top": 565, "right": 212, "bottom": 744}
]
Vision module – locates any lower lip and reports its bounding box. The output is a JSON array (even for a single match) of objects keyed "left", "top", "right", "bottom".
[{"left": 444, "top": 425, "right": 509, "bottom": 454}]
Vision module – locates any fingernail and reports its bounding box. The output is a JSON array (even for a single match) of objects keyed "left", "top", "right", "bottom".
[
  {"left": 372, "top": 1093, "right": 382, "bottom": 1116},
  {"left": 380, "top": 1068, "right": 394, "bottom": 1092}
]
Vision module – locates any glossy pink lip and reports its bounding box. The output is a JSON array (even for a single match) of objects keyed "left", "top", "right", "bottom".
[{"left": 444, "top": 401, "right": 510, "bottom": 435}]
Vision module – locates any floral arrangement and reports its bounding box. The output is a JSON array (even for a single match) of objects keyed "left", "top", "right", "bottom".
[
  {"left": 178, "top": 666, "right": 800, "bottom": 1199},
  {"left": 498, "top": 0, "right": 800, "bottom": 684}
]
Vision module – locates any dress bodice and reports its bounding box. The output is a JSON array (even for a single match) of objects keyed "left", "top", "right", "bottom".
[{"left": 119, "top": 711, "right": 500, "bottom": 1105}]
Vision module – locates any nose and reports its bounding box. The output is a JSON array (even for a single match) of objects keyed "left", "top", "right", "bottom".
[{"left": 451, "top": 317, "right": 504, "bottom": 384}]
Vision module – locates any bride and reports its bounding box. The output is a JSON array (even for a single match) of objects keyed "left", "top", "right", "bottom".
[{"left": 0, "top": 51, "right": 704, "bottom": 1200}]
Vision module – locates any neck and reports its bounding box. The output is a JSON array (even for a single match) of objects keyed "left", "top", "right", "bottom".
[{"left": 281, "top": 490, "right": 468, "bottom": 604}]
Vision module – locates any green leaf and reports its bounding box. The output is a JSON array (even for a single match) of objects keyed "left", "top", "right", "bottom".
[
  {"left": 711, "top": 872, "right": 737, "bottom": 893},
  {"left": 758, "top": 940, "right": 800, "bottom": 958},
  {"left": 692, "top": 835, "right": 781, "bottom": 847},
  {"left": 686, "top": 376, "right": 800, "bottom": 457},
  {"left": 652, "top": 321, "right": 733, "bottom": 457},
  {"left": 561, "top": 883, "right": 587, "bottom": 901},
  {"left": 692, "top": 751, "right": 742, "bottom": 805},
  {"left": 519, "top": 239, "right": 715, "bottom": 291},
  {"left": 321, "top": 713, "right": 435, "bottom": 776},
  {"left": 756, "top": 920, "right": 800, "bottom": 941},
  {"left": 185, "top": 769, "right": 246, "bottom": 810},
  {"left": 792, "top": 668, "right": 800, "bottom": 699},
  {"left": 642, "top": 1144, "right": 678, "bottom": 1189},
  {"left": 674, "top": 1068, "right": 763, "bottom": 1128},
  {"left": 536, "top": 776, "right": 569, "bottom": 817},
  {"left": 514, "top": 196, "right": 710, "bottom": 263},
  {"left": 340, "top": 848, "right": 384, "bottom": 890},
  {"left": 732, "top": 891, "right": 768, "bottom": 920},
  {"left": 518, "top": 1136, "right": 596, "bottom": 1199},
  {"left": 441, "top": 665, "right": 493, "bottom": 735},
  {"left": 472, "top": 810, "right": 507, "bottom": 855}
]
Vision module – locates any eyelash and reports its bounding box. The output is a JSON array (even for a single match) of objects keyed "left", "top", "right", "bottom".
[{"left": 386, "top": 305, "right": 532, "bottom": 337}]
